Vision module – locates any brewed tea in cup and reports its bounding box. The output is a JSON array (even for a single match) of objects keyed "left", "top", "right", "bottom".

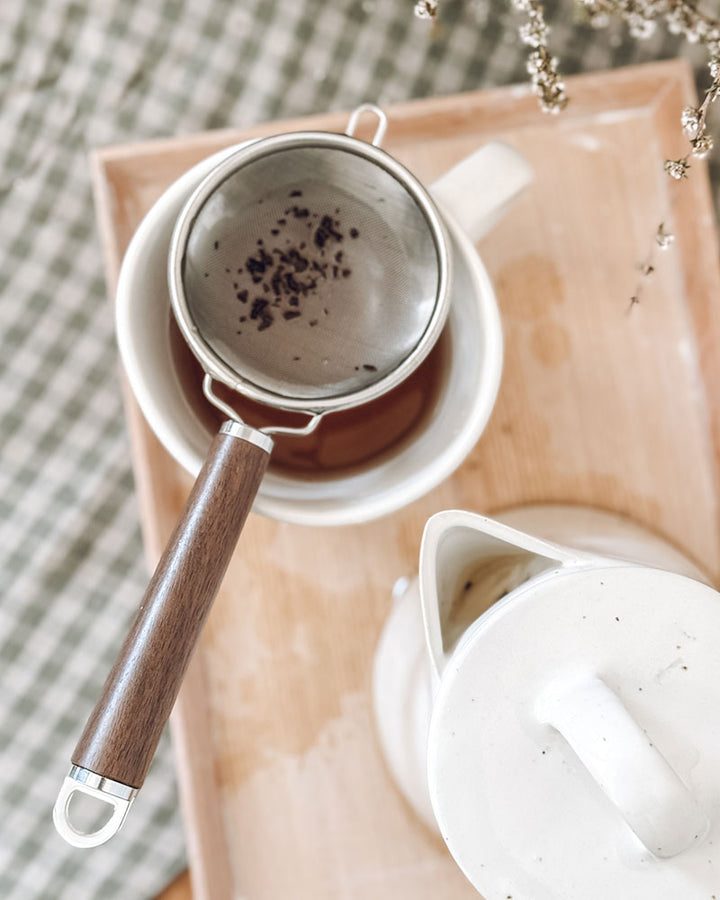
[{"left": 168, "top": 313, "right": 450, "bottom": 476}]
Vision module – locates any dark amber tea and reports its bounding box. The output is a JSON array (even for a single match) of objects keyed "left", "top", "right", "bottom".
[{"left": 169, "top": 315, "right": 448, "bottom": 476}]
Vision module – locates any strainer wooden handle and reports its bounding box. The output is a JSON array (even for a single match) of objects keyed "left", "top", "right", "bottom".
[{"left": 68, "top": 422, "right": 271, "bottom": 801}]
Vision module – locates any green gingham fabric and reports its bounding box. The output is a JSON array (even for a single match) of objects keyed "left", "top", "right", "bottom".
[{"left": 0, "top": 1, "right": 714, "bottom": 897}]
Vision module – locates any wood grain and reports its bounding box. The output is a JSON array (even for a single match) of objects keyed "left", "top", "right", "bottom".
[
  {"left": 92, "top": 60, "right": 720, "bottom": 899},
  {"left": 72, "top": 430, "right": 270, "bottom": 788}
]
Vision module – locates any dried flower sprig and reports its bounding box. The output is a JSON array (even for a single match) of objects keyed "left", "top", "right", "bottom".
[
  {"left": 514, "top": 0, "right": 569, "bottom": 113},
  {"left": 545, "top": 0, "right": 720, "bottom": 151},
  {"left": 664, "top": 156, "right": 691, "bottom": 179},
  {"left": 418, "top": 0, "right": 720, "bottom": 157},
  {"left": 655, "top": 222, "right": 675, "bottom": 249},
  {"left": 580, "top": 1, "right": 720, "bottom": 307},
  {"left": 578, "top": 0, "right": 719, "bottom": 44},
  {"left": 628, "top": 223, "right": 675, "bottom": 311},
  {"left": 414, "top": 0, "right": 438, "bottom": 21},
  {"left": 415, "top": 0, "right": 720, "bottom": 308},
  {"left": 666, "top": 68, "right": 720, "bottom": 171},
  {"left": 558, "top": 0, "right": 720, "bottom": 170}
]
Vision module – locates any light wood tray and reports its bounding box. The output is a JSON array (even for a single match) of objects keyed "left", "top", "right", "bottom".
[{"left": 93, "top": 60, "right": 720, "bottom": 900}]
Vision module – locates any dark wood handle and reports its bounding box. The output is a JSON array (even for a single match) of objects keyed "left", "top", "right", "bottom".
[{"left": 72, "top": 424, "right": 272, "bottom": 788}]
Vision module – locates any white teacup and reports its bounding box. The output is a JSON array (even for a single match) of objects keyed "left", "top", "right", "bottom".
[{"left": 116, "top": 130, "right": 530, "bottom": 526}]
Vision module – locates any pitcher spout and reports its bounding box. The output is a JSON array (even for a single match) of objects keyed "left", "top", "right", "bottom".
[{"left": 419, "top": 509, "right": 584, "bottom": 681}]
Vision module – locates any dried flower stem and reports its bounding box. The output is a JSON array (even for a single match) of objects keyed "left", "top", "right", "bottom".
[
  {"left": 514, "top": 0, "right": 569, "bottom": 113},
  {"left": 627, "top": 222, "right": 675, "bottom": 312}
]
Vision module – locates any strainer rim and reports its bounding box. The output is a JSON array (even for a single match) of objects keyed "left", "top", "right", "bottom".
[{"left": 168, "top": 129, "right": 451, "bottom": 413}]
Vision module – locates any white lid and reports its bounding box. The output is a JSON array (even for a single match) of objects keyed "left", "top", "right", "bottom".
[{"left": 427, "top": 564, "right": 720, "bottom": 900}]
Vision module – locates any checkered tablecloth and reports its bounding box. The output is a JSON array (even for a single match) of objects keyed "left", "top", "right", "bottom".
[{"left": 0, "top": 0, "right": 714, "bottom": 897}]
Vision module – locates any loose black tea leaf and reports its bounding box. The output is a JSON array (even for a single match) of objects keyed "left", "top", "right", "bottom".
[
  {"left": 250, "top": 297, "right": 268, "bottom": 316},
  {"left": 314, "top": 215, "right": 344, "bottom": 249},
  {"left": 220, "top": 193, "right": 360, "bottom": 334}
]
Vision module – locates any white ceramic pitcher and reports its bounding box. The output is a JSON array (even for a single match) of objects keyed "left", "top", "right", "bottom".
[{"left": 373, "top": 505, "right": 720, "bottom": 900}]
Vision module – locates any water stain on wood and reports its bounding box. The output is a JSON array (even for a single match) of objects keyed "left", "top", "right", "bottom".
[
  {"left": 529, "top": 321, "right": 572, "bottom": 367},
  {"left": 494, "top": 254, "right": 565, "bottom": 322}
]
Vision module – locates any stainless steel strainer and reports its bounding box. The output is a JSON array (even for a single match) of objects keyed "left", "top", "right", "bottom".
[
  {"left": 54, "top": 106, "right": 452, "bottom": 846},
  {"left": 173, "top": 112, "right": 448, "bottom": 412}
]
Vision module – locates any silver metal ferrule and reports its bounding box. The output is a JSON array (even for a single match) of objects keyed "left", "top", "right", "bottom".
[
  {"left": 67, "top": 764, "right": 136, "bottom": 800},
  {"left": 53, "top": 765, "right": 138, "bottom": 848},
  {"left": 220, "top": 420, "right": 274, "bottom": 454}
]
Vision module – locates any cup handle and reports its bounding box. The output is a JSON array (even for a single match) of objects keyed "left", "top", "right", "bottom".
[
  {"left": 429, "top": 142, "right": 532, "bottom": 243},
  {"left": 535, "top": 674, "right": 708, "bottom": 858}
]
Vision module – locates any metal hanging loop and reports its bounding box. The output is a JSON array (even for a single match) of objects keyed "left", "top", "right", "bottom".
[{"left": 345, "top": 103, "right": 388, "bottom": 147}]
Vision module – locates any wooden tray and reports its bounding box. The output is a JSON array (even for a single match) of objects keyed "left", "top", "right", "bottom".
[{"left": 93, "top": 59, "right": 720, "bottom": 900}]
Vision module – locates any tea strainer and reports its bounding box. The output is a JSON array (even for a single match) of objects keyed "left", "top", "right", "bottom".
[{"left": 54, "top": 105, "right": 452, "bottom": 846}]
